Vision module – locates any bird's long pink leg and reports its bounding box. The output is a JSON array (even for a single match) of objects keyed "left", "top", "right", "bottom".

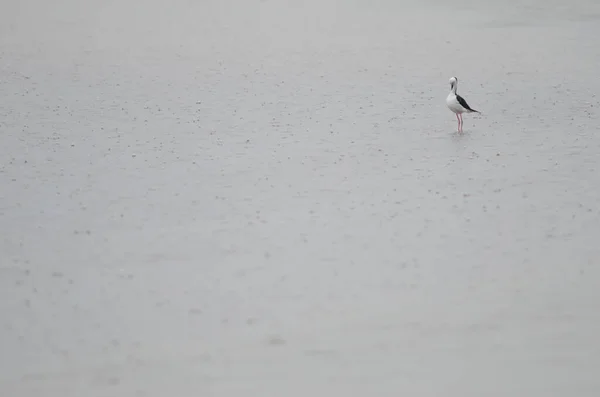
[
  {"left": 456, "top": 114, "right": 460, "bottom": 131},
  {"left": 459, "top": 113, "right": 463, "bottom": 132}
]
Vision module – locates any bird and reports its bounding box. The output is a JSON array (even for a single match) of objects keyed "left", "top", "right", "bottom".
[{"left": 446, "top": 76, "right": 480, "bottom": 133}]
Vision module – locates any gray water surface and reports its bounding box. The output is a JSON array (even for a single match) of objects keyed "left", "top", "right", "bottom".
[{"left": 2, "top": 0, "right": 600, "bottom": 396}]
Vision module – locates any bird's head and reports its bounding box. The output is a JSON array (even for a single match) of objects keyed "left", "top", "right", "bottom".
[{"left": 449, "top": 76, "right": 457, "bottom": 89}]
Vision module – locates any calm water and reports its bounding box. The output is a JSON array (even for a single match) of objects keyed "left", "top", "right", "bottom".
[{"left": 1, "top": 0, "right": 600, "bottom": 396}]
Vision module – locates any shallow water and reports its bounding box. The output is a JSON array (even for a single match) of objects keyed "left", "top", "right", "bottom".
[{"left": 2, "top": 0, "right": 600, "bottom": 396}]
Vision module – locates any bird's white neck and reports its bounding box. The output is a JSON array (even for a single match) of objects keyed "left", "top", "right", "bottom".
[{"left": 450, "top": 84, "right": 457, "bottom": 95}]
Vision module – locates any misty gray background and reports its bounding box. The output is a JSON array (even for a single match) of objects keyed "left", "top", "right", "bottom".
[{"left": 1, "top": 0, "right": 600, "bottom": 396}]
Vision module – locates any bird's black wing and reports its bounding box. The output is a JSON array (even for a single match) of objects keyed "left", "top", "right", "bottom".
[{"left": 456, "top": 94, "right": 478, "bottom": 112}]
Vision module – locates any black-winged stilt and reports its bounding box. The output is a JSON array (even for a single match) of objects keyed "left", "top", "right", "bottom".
[{"left": 446, "top": 77, "right": 480, "bottom": 133}]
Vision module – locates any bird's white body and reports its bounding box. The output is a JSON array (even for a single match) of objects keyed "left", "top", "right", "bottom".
[
  {"left": 446, "top": 92, "right": 470, "bottom": 114},
  {"left": 446, "top": 76, "right": 479, "bottom": 132}
]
